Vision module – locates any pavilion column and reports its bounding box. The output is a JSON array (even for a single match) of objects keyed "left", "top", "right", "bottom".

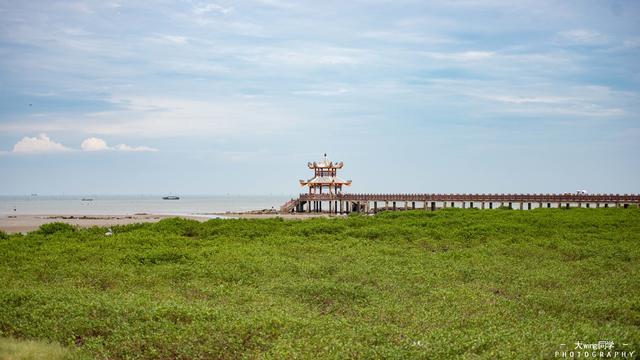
[
  {"left": 308, "top": 201, "right": 311, "bottom": 213},
  {"left": 462, "top": 202, "right": 466, "bottom": 209},
  {"left": 443, "top": 201, "right": 446, "bottom": 208},
  {"left": 481, "top": 202, "right": 485, "bottom": 209},
  {"left": 329, "top": 201, "right": 332, "bottom": 213},
  {"left": 578, "top": 202, "right": 582, "bottom": 208},
  {"left": 404, "top": 201, "right": 408, "bottom": 210},
  {"left": 519, "top": 202, "right": 523, "bottom": 210},
  {"left": 424, "top": 201, "right": 428, "bottom": 210},
  {"left": 596, "top": 203, "right": 600, "bottom": 208}
]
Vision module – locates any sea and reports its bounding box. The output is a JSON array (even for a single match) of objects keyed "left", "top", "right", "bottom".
[{"left": 0, "top": 195, "right": 293, "bottom": 217}]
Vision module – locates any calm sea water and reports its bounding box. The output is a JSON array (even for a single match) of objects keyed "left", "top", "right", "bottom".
[{"left": 0, "top": 195, "right": 292, "bottom": 216}]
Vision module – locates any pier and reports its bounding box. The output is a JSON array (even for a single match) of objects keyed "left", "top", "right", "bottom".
[
  {"left": 281, "top": 193, "right": 640, "bottom": 214},
  {"left": 281, "top": 155, "right": 640, "bottom": 214}
]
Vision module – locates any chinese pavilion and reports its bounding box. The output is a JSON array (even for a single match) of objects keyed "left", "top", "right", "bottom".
[{"left": 300, "top": 154, "right": 352, "bottom": 194}]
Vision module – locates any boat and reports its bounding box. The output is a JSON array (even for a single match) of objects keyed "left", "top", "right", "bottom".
[
  {"left": 162, "top": 196, "right": 180, "bottom": 200},
  {"left": 81, "top": 198, "right": 94, "bottom": 201}
]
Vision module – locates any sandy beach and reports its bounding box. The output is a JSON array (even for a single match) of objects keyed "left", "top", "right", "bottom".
[
  {"left": 0, "top": 214, "right": 188, "bottom": 234},
  {"left": 0, "top": 212, "right": 334, "bottom": 234}
]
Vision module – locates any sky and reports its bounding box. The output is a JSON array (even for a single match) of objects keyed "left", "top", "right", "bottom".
[{"left": 0, "top": 0, "right": 639, "bottom": 196}]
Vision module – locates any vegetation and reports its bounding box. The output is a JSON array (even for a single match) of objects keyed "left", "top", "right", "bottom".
[
  {"left": 0, "top": 336, "right": 81, "bottom": 360},
  {"left": 0, "top": 209, "right": 638, "bottom": 359}
]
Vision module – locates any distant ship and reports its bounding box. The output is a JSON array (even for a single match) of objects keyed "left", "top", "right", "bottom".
[
  {"left": 81, "top": 198, "right": 94, "bottom": 201},
  {"left": 162, "top": 196, "right": 180, "bottom": 200}
]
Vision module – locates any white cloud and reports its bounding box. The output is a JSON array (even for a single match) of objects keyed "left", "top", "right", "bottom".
[
  {"left": 194, "top": 3, "right": 233, "bottom": 15},
  {"left": 81, "top": 137, "right": 158, "bottom": 152},
  {"left": 293, "top": 88, "right": 348, "bottom": 96},
  {"left": 81, "top": 137, "right": 109, "bottom": 151},
  {"left": 12, "top": 134, "right": 72, "bottom": 153},
  {"left": 114, "top": 144, "right": 158, "bottom": 152},
  {"left": 557, "top": 29, "right": 608, "bottom": 45},
  {"left": 147, "top": 35, "right": 189, "bottom": 45},
  {"left": 421, "top": 51, "right": 495, "bottom": 61}
]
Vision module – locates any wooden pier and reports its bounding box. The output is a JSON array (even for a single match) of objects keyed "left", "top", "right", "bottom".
[
  {"left": 281, "top": 193, "right": 640, "bottom": 214},
  {"left": 284, "top": 155, "right": 639, "bottom": 214}
]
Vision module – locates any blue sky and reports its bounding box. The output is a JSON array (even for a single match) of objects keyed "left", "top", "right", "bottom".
[{"left": 0, "top": 0, "right": 639, "bottom": 195}]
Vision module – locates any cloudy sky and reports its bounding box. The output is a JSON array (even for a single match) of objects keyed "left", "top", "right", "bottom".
[{"left": 0, "top": 0, "right": 639, "bottom": 195}]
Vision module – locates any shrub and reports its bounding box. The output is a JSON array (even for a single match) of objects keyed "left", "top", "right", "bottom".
[{"left": 37, "top": 222, "right": 76, "bottom": 235}]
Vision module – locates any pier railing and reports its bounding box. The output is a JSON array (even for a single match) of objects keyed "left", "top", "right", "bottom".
[{"left": 297, "top": 193, "right": 640, "bottom": 203}]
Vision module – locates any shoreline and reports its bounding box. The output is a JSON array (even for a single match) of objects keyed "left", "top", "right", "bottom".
[{"left": 0, "top": 212, "right": 334, "bottom": 234}]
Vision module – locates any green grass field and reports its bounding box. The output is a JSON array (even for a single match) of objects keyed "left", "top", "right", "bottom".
[{"left": 0, "top": 208, "right": 639, "bottom": 359}]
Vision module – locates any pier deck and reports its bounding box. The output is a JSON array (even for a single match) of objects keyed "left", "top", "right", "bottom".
[{"left": 281, "top": 193, "right": 640, "bottom": 213}]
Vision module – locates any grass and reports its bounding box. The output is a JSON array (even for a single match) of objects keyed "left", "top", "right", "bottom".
[
  {"left": 0, "top": 336, "right": 81, "bottom": 360},
  {"left": 0, "top": 208, "right": 638, "bottom": 359}
]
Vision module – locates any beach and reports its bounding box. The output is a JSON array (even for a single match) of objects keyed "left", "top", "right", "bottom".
[
  {"left": 0, "top": 212, "right": 335, "bottom": 234},
  {"left": 0, "top": 195, "right": 317, "bottom": 233}
]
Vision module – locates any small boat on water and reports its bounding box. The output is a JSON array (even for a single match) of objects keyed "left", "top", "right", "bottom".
[
  {"left": 81, "top": 198, "right": 94, "bottom": 202},
  {"left": 162, "top": 196, "right": 180, "bottom": 200}
]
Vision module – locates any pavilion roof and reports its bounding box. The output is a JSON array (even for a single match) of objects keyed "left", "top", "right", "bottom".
[
  {"left": 307, "top": 161, "right": 344, "bottom": 169},
  {"left": 300, "top": 175, "right": 352, "bottom": 186}
]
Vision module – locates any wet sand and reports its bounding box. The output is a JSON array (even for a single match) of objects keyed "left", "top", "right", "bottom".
[{"left": 0, "top": 212, "right": 335, "bottom": 233}]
